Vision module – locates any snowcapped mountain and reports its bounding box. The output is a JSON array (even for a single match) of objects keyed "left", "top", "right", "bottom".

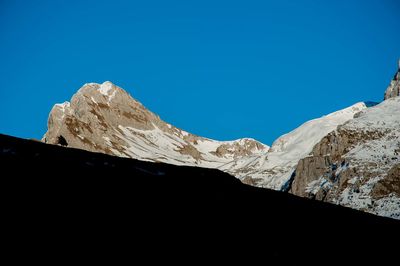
[
  {"left": 43, "top": 62, "right": 400, "bottom": 219},
  {"left": 289, "top": 66, "right": 400, "bottom": 219},
  {"left": 290, "top": 97, "right": 400, "bottom": 219},
  {"left": 43, "top": 80, "right": 367, "bottom": 189},
  {"left": 220, "top": 102, "right": 367, "bottom": 190},
  {"left": 43, "top": 81, "right": 269, "bottom": 169},
  {"left": 43, "top": 82, "right": 366, "bottom": 186}
]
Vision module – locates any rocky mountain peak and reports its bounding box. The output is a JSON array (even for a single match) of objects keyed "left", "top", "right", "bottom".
[
  {"left": 384, "top": 60, "right": 400, "bottom": 100},
  {"left": 43, "top": 81, "right": 269, "bottom": 167}
]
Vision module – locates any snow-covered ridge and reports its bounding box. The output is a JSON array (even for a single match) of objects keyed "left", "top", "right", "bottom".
[
  {"left": 221, "top": 102, "right": 367, "bottom": 189},
  {"left": 98, "top": 81, "right": 113, "bottom": 96},
  {"left": 291, "top": 97, "right": 400, "bottom": 219},
  {"left": 270, "top": 102, "right": 366, "bottom": 153}
]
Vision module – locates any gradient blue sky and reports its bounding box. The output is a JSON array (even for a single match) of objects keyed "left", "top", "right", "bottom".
[{"left": 0, "top": 0, "right": 399, "bottom": 145}]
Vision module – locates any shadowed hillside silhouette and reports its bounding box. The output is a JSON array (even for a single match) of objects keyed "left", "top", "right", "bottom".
[{"left": 1, "top": 134, "right": 398, "bottom": 264}]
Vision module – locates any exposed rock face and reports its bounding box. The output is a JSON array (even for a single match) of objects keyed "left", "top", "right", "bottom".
[
  {"left": 43, "top": 81, "right": 269, "bottom": 168},
  {"left": 371, "top": 164, "right": 400, "bottom": 199},
  {"left": 384, "top": 60, "right": 400, "bottom": 100},
  {"left": 212, "top": 139, "right": 268, "bottom": 158},
  {"left": 290, "top": 97, "right": 400, "bottom": 219}
]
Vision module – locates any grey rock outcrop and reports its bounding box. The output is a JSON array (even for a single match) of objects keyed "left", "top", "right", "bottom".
[{"left": 384, "top": 60, "right": 400, "bottom": 100}]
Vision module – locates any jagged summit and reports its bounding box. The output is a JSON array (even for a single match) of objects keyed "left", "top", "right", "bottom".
[
  {"left": 43, "top": 81, "right": 269, "bottom": 168},
  {"left": 75, "top": 81, "right": 133, "bottom": 104},
  {"left": 384, "top": 60, "right": 400, "bottom": 100}
]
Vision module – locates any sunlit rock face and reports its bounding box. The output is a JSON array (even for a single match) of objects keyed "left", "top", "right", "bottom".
[{"left": 43, "top": 81, "right": 269, "bottom": 168}]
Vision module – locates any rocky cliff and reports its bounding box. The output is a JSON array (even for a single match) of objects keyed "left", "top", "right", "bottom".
[
  {"left": 220, "top": 102, "right": 367, "bottom": 189},
  {"left": 384, "top": 60, "right": 400, "bottom": 100},
  {"left": 290, "top": 96, "right": 400, "bottom": 219}
]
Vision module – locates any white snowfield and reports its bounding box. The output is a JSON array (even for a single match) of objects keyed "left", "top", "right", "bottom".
[
  {"left": 97, "top": 81, "right": 118, "bottom": 102},
  {"left": 220, "top": 102, "right": 367, "bottom": 190},
  {"left": 337, "top": 97, "right": 400, "bottom": 219},
  {"left": 117, "top": 124, "right": 268, "bottom": 168},
  {"left": 343, "top": 96, "right": 399, "bottom": 131}
]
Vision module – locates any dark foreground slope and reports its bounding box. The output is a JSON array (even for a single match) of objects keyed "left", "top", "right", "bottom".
[{"left": 1, "top": 134, "right": 398, "bottom": 263}]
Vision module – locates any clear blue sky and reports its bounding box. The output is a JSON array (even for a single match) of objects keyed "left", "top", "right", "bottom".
[{"left": 0, "top": 0, "right": 399, "bottom": 145}]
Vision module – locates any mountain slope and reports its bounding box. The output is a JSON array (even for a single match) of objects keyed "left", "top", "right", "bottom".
[
  {"left": 43, "top": 81, "right": 268, "bottom": 168},
  {"left": 220, "top": 102, "right": 367, "bottom": 189},
  {"left": 2, "top": 133, "right": 398, "bottom": 264},
  {"left": 290, "top": 93, "right": 400, "bottom": 219}
]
